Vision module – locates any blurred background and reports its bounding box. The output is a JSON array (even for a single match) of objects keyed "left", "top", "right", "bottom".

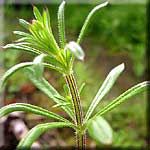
[{"left": 0, "top": 0, "right": 148, "bottom": 149}]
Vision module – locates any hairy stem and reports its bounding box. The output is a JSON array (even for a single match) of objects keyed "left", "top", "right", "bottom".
[{"left": 65, "top": 73, "right": 85, "bottom": 149}]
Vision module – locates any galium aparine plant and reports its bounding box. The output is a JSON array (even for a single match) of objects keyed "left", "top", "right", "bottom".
[{"left": 0, "top": 1, "right": 149, "bottom": 149}]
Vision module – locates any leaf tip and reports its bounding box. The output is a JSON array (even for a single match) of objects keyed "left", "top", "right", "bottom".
[
  {"left": 32, "top": 4, "right": 35, "bottom": 8},
  {"left": 120, "top": 63, "right": 125, "bottom": 70},
  {"left": 79, "top": 55, "right": 85, "bottom": 61},
  {"left": 114, "top": 63, "right": 125, "bottom": 73},
  {"left": 61, "top": 0, "right": 66, "bottom": 5},
  {"left": 3, "top": 44, "right": 9, "bottom": 49},
  {"left": 104, "top": 1, "right": 109, "bottom": 6},
  {"left": 141, "top": 81, "right": 150, "bottom": 87}
]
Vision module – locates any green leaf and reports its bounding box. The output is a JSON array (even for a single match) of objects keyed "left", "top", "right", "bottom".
[
  {"left": 52, "top": 102, "right": 70, "bottom": 108},
  {"left": 33, "top": 6, "right": 42, "bottom": 22},
  {"left": 19, "top": 19, "right": 30, "bottom": 29},
  {"left": 65, "top": 41, "right": 85, "bottom": 60},
  {"left": 84, "top": 63, "right": 124, "bottom": 122},
  {"left": 45, "top": 55, "right": 63, "bottom": 66},
  {"left": 0, "top": 103, "right": 69, "bottom": 122},
  {"left": 77, "top": 1, "right": 108, "bottom": 44},
  {"left": 43, "top": 8, "right": 51, "bottom": 32},
  {"left": 13, "top": 31, "right": 33, "bottom": 38},
  {"left": 17, "top": 122, "right": 76, "bottom": 148},
  {"left": 0, "top": 61, "right": 63, "bottom": 90},
  {"left": 87, "top": 116, "right": 112, "bottom": 145},
  {"left": 25, "top": 68, "right": 60, "bottom": 100},
  {"left": 79, "top": 82, "right": 86, "bottom": 96},
  {"left": 0, "top": 62, "right": 33, "bottom": 88},
  {"left": 24, "top": 68, "right": 75, "bottom": 120},
  {"left": 63, "top": 84, "right": 69, "bottom": 96},
  {"left": 58, "top": 0, "right": 66, "bottom": 48},
  {"left": 44, "top": 63, "right": 64, "bottom": 73},
  {"left": 3, "top": 43, "right": 41, "bottom": 55},
  {"left": 42, "top": 8, "right": 60, "bottom": 53},
  {"left": 94, "top": 81, "right": 150, "bottom": 117},
  {"left": 33, "top": 54, "right": 47, "bottom": 78}
]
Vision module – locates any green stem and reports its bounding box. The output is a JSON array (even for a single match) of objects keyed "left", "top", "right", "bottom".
[{"left": 65, "top": 73, "right": 85, "bottom": 150}]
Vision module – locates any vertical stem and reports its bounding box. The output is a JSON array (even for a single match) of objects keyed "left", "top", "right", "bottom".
[{"left": 65, "top": 73, "right": 85, "bottom": 150}]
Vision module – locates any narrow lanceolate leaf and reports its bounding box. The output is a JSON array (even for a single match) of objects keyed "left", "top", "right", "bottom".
[
  {"left": 43, "top": 8, "right": 51, "bottom": 32},
  {"left": 13, "top": 31, "right": 33, "bottom": 38},
  {"left": 58, "top": 0, "right": 66, "bottom": 48},
  {"left": 77, "top": 1, "right": 108, "bottom": 44},
  {"left": 0, "top": 62, "right": 33, "bottom": 89},
  {"left": 33, "top": 54, "right": 47, "bottom": 78},
  {"left": 0, "top": 61, "right": 63, "bottom": 90},
  {"left": 0, "top": 103, "right": 69, "bottom": 122},
  {"left": 87, "top": 116, "right": 112, "bottom": 145},
  {"left": 19, "top": 19, "right": 30, "bottom": 29},
  {"left": 85, "top": 63, "right": 125, "bottom": 122},
  {"left": 3, "top": 43, "right": 41, "bottom": 55},
  {"left": 79, "top": 82, "right": 86, "bottom": 96},
  {"left": 65, "top": 41, "right": 85, "bottom": 60},
  {"left": 17, "top": 122, "right": 76, "bottom": 148},
  {"left": 25, "top": 68, "right": 75, "bottom": 120},
  {"left": 33, "top": 6, "right": 42, "bottom": 22},
  {"left": 94, "top": 81, "right": 150, "bottom": 117}
]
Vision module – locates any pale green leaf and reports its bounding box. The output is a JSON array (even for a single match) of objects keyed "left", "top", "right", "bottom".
[
  {"left": 3, "top": 43, "right": 41, "bottom": 55},
  {"left": 43, "top": 7, "right": 51, "bottom": 33},
  {"left": 65, "top": 41, "right": 85, "bottom": 60},
  {"left": 33, "top": 54, "right": 47, "bottom": 78},
  {"left": 0, "top": 103, "right": 69, "bottom": 122},
  {"left": 87, "top": 116, "right": 112, "bottom": 145},
  {"left": 79, "top": 82, "right": 86, "bottom": 96},
  {"left": 85, "top": 63, "right": 125, "bottom": 122},
  {"left": 77, "top": 1, "right": 108, "bottom": 44},
  {"left": 17, "top": 122, "right": 76, "bottom": 148},
  {"left": 58, "top": 0, "right": 66, "bottom": 48},
  {"left": 13, "top": 31, "right": 33, "bottom": 38},
  {"left": 42, "top": 8, "right": 60, "bottom": 53},
  {"left": 94, "top": 81, "right": 150, "bottom": 117},
  {"left": 52, "top": 102, "right": 70, "bottom": 108},
  {"left": 33, "top": 6, "right": 42, "bottom": 22},
  {"left": 63, "top": 84, "right": 70, "bottom": 96},
  {"left": 19, "top": 19, "right": 30, "bottom": 29}
]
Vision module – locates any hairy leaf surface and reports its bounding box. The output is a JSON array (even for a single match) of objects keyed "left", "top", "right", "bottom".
[
  {"left": 94, "top": 81, "right": 150, "bottom": 117},
  {"left": 85, "top": 63, "right": 124, "bottom": 122}
]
